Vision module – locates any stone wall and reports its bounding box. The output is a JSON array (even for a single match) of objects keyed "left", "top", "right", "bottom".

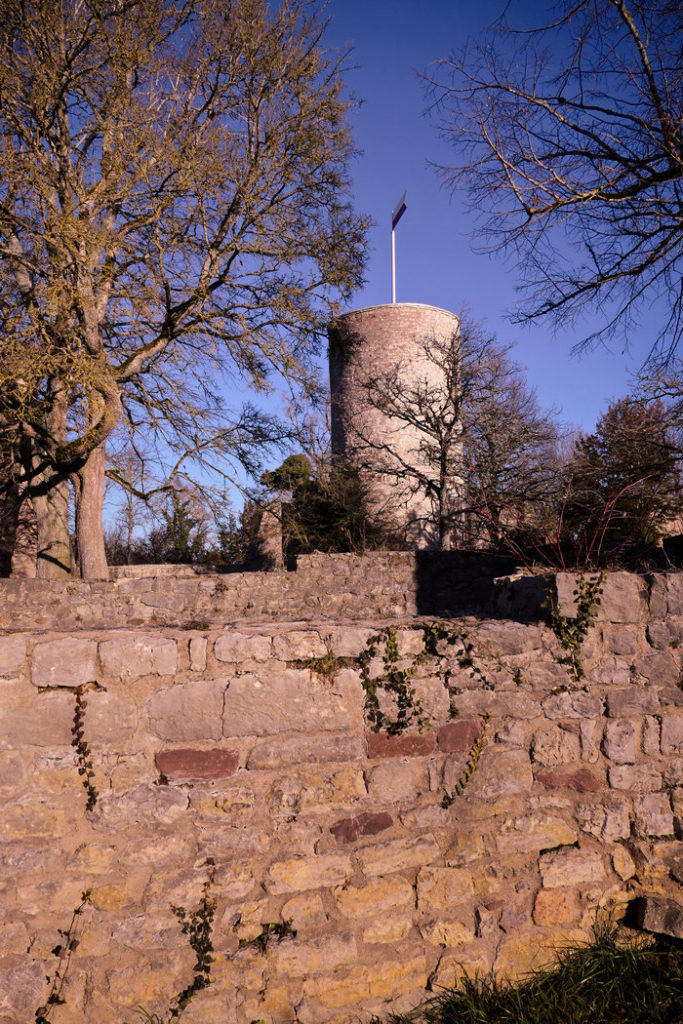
[{"left": 1, "top": 564, "right": 682, "bottom": 1024}]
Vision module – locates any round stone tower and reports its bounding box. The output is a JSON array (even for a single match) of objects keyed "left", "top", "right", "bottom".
[{"left": 328, "top": 302, "right": 461, "bottom": 549}]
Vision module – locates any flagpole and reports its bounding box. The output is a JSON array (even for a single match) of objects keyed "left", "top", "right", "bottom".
[{"left": 391, "top": 192, "right": 407, "bottom": 303}]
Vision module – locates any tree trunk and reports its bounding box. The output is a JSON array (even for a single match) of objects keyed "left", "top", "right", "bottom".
[
  {"left": 33, "top": 474, "right": 72, "bottom": 578},
  {"left": 75, "top": 443, "right": 109, "bottom": 579}
]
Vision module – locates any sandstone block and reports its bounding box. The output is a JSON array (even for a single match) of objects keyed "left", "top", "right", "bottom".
[
  {"left": 92, "top": 784, "right": 188, "bottom": 829},
  {"left": 580, "top": 719, "right": 602, "bottom": 762},
  {"left": 661, "top": 714, "right": 683, "bottom": 754},
  {"left": 632, "top": 651, "right": 678, "bottom": 686},
  {"left": 612, "top": 846, "right": 637, "bottom": 880},
  {"left": 476, "top": 621, "right": 543, "bottom": 655},
  {"left": 609, "top": 764, "right": 662, "bottom": 792},
  {"left": 633, "top": 792, "right": 674, "bottom": 837},
  {"left": 438, "top": 719, "right": 481, "bottom": 753},
  {"left": 420, "top": 917, "right": 474, "bottom": 947},
  {"left": 280, "top": 893, "right": 328, "bottom": 938},
  {"left": 577, "top": 800, "right": 631, "bottom": 841},
  {"left": 533, "top": 889, "right": 577, "bottom": 926},
  {"left": 635, "top": 895, "right": 683, "bottom": 939},
  {"left": 444, "top": 833, "right": 485, "bottom": 866},
  {"left": 417, "top": 866, "right": 474, "bottom": 910},
  {"left": 607, "top": 627, "right": 639, "bottom": 656},
  {"left": 539, "top": 847, "right": 605, "bottom": 888},
  {"left": 247, "top": 732, "right": 363, "bottom": 770},
  {"left": 31, "top": 637, "right": 97, "bottom": 687},
  {"left": 607, "top": 689, "right": 659, "bottom": 717},
  {"left": 99, "top": 635, "right": 176, "bottom": 678},
  {"left": 326, "top": 626, "right": 375, "bottom": 657},
  {"left": 465, "top": 748, "right": 533, "bottom": 798},
  {"left": 303, "top": 956, "right": 427, "bottom": 1008},
  {"left": 0, "top": 751, "right": 24, "bottom": 787},
  {"left": 0, "top": 959, "right": 47, "bottom": 1012},
  {"left": 596, "top": 573, "right": 644, "bottom": 623},
  {"left": 602, "top": 719, "right": 638, "bottom": 764},
  {"left": 333, "top": 874, "right": 414, "bottom": 918},
  {"left": 189, "top": 635, "right": 207, "bottom": 672},
  {"left": 0, "top": 636, "right": 26, "bottom": 678},
  {"left": 273, "top": 934, "right": 357, "bottom": 975},
  {"left": 330, "top": 811, "right": 393, "bottom": 843},
  {"left": 531, "top": 726, "right": 581, "bottom": 766},
  {"left": 357, "top": 835, "right": 440, "bottom": 877},
  {"left": 0, "top": 691, "right": 74, "bottom": 747},
  {"left": 646, "top": 621, "right": 670, "bottom": 649},
  {"left": 366, "top": 730, "right": 436, "bottom": 758},
  {"left": 214, "top": 632, "right": 272, "bottom": 662},
  {"left": 366, "top": 758, "right": 428, "bottom": 803},
  {"left": 223, "top": 669, "right": 359, "bottom": 736},
  {"left": 541, "top": 691, "right": 603, "bottom": 719},
  {"left": 272, "top": 629, "right": 328, "bottom": 660},
  {"left": 265, "top": 854, "right": 353, "bottom": 894},
  {"left": 155, "top": 747, "right": 239, "bottom": 781},
  {"left": 82, "top": 691, "right": 138, "bottom": 744},
  {"left": 495, "top": 816, "right": 577, "bottom": 855},
  {"left": 147, "top": 679, "right": 225, "bottom": 741},
  {"left": 643, "top": 716, "right": 661, "bottom": 755}
]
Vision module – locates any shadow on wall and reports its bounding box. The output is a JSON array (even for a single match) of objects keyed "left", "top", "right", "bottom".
[{"left": 413, "top": 550, "right": 518, "bottom": 617}]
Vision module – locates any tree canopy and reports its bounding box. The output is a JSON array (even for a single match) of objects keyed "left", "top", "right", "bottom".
[
  {"left": 430, "top": 0, "right": 683, "bottom": 361},
  {"left": 0, "top": 0, "right": 367, "bottom": 577}
]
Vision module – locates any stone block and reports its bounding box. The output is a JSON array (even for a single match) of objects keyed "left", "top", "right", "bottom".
[
  {"left": 539, "top": 847, "right": 606, "bottom": 888},
  {"left": 633, "top": 793, "right": 674, "bottom": 837},
  {"left": 333, "top": 874, "right": 414, "bottom": 918},
  {"left": 266, "top": 765, "right": 366, "bottom": 817},
  {"left": 607, "top": 627, "right": 639, "bottom": 656},
  {"left": 643, "top": 716, "right": 661, "bottom": 755},
  {"left": 302, "top": 956, "right": 427, "bottom": 1008},
  {"left": 584, "top": 658, "right": 632, "bottom": 687},
  {"left": 214, "top": 632, "right": 272, "bottom": 662},
  {"left": 542, "top": 691, "right": 603, "bottom": 719},
  {"left": 0, "top": 960, "right": 47, "bottom": 1012},
  {"left": 495, "top": 816, "right": 577, "bottom": 855},
  {"left": 189, "top": 635, "right": 207, "bottom": 672},
  {"left": 580, "top": 719, "right": 602, "bottom": 762},
  {"left": 265, "top": 853, "right": 353, "bottom": 894},
  {"left": 280, "top": 893, "right": 328, "bottom": 938},
  {"left": 363, "top": 913, "right": 413, "bottom": 943},
  {"left": 576, "top": 800, "right": 631, "bottom": 841},
  {"left": 444, "top": 833, "right": 485, "bottom": 866},
  {"left": 366, "top": 758, "right": 428, "bottom": 803},
  {"left": 606, "top": 689, "right": 659, "bottom": 717},
  {"left": 99, "top": 635, "right": 176, "bottom": 678},
  {"left": 646, "top": 622, "right": 670, "bottom": 650},
  {"left": 632, "top": 651, "right": 679, "bottom": 686},
  {"left": 597, "top": 573, "right": 645, "bottom": 624},
  {"left": 246, "top": 732, "right": 363, "bottom": 769},
  {"left": 533, "top": 889, "right": 577, "bottom": 926},
  {"left": 82, "top": 691, "right": 138, "bottom": 744},
  {"left": 417, "top": 866, "right": 474, "bottom": 910},
  {"left": 272, "top": 630, "right": 328, "bottom": 660},
  {"left": 357, "top": 835, "right": 440, "bottom": 877},
  {"left": 465, "top": 748, "right": 533, "bottom": 798},
  {"left": 635, "top": 896, "right": 683, "bottom": 939},
  {"left": 326, "top": 626, "right": 375, "bottom": 658},
  {"left": 31, "top": 637, "right": 97, "bottom": 687},
  {"left": 0, "top": 692, "right": 74, "bottom": 747},
  {"left": 0, "top": 751, "right": 24, "bottom": 787},
  {"left": 273, "top": 934, "right": 357, "bottom": 976},
  {"left": 602, "top": 719, "right": 638, "bottom": 764},
  {"left": 609, "top": 764, "right": 662, "bottom": 792},
  {"left": 661, "top": 714, "right": 683, "bottom": 754},
  {"left": 146, "top": 679, "right": 225, "bottom": 741},
  {"left": 531, "top": 727, "right": 581, "bottom": 766},
  {"left": 438, "top": 719, "right": 481, "bottom": 753},
  {"left": 419, "top": 917, "right": 475, "bottom": 947},
  {"left": 0, "top": 636, "right": 26, "bottom": 678},
  {"left": 155, "top": 747, "right": 239, "bottom": 781},
  {"left": 330, "top": 811, "right": 393, "bottom": 844},
  {"left": 612, "top": 846, "right": 637, "bottom": 880},
  {"left": 366, "top": 730, "right": 436, "bottom": 758},
  {"left": 222, "top": 669, "right": 359, "bottom": 736}
]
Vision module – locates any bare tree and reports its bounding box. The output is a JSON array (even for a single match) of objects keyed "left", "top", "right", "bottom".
[
  {"left": 0, "top": 0, "right": 367, "bottom": 578},
  {"left": 342, "top": 316, "right": 560, "bottom": 550},
  {"left": 429, "top": 0, "right": 683, "bottom": 361}
]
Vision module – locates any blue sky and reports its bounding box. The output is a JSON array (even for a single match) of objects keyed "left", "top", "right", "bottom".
[{"left": 323, "top": 0, "right": 647, "bottom": 434}]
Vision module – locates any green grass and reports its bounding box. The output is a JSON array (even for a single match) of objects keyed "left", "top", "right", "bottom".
[{"left": 381, "top": 928, "right": 683, "bottom": 1024}]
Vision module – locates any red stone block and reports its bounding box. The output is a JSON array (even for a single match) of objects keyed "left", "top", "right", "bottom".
[
  {"left": 330, "top": 811, "right": 393, "bottom": 843},
  {"left": 535, "top": 767, "right": 602, "bottom": 792},
  {"left": 437, "top": 719, "right": 481, "bottom": 753},
  {"left": 155, "top": 747, "right": 239, "bottom": 781},
  {"left": 366, "top": 730, "right": 436, "bottom": 759}
]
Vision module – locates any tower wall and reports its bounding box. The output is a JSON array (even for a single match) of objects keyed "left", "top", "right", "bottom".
[{"left": 328, "top": 303, "right": 461, "bottom": 548}]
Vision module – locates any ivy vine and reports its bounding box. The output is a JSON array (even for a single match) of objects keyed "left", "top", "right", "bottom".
[{"left": 545, "top": 572, "right": 605, "bottom": 682}]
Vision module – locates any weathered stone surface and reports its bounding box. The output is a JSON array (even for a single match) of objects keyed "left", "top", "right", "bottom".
[
  {"left": 189, "top": 635, "right": 207, "bottom": 672},
  {"left": 643, "top": 716, "right": 661, "bottom": 755},
  {"left": 531, "top": 727, "right": 581, "bottom": 766},
  {"left": 99, "top": 635, "right": 177, "bottom": 678},
  {"left": 155, "top": 747, "right": 239, "bottom": 781},
  {"left": 366, "top": 758, "right": 428, "bottom": 803},
  {"left": 357, "top": 835, "right": 440, "bottom": 877},
  {"left": 417, "top": 866, "right": 474, "bottom": 909},
  {"left": 542, "top": 691, "right": 603, "bottom": 719},
  {"left": 533, "top": 889, "right": 577, "bottom": 926},
  {"left": 577, "top": 800, "right": 631, "bottom": 841},
  {"left": 273, "top": 934, "right": 357, "bottom": 975},
  {"left": 272, "top": 630, "right": 328, "bottom": 660},
  {"left": 466, "top": 748, "right": 533, "bottom": 798},
  {"left": 366, "top": 729, "right": 436, "bottom": 758},
  {"left": 147, "top": 679, "right": 225, "bottom": 741},
  {"left": 539, "top": 847, "right": 606, "bottom": 888},
  {"left": 214, "top": 632, "right": 271, "bottom": 662},
  {"left": 31, "top": 637, "right": 97, "bottom": 687},
  {"left": 495, "top": 817, "right": 577, "bottom": 855},
  {"left": 438, "top": 719, "right": 481, "bottom": 752},
  {"left": 333, "top": 874, "right": 414, "bottom": 918},
  {"left": 475, "top": 621, "right": 543, "bottom": 655},
  {"left": 0, "top": 636, "right": 26, "bottom": 678},
  {"left": 602, "top": 719, "right": 638, "bottom": 763},
  {"left": 82, "top": 691, "right": 138, "bottom": 744},
  {"left": 606, "top": 689, "right": 659, "bottom": 717},
  {"left": 223, "top": 669, "right": 358, "bottom": 736},
  {"left": 635, "top": 896, "right": 683, "bottom": 938},
  {"left": 661, "top": 714, "right": 683, "bottom": 754},
  {"left": 632, "top": 651, "right": 678, "bottom": 686},
  {"left": 612, "top": 846, "right": 637, "bottom": 880},
  {"left": 580, "top": 719, "right": 602, "bottom": 762},
  {"left": 633, "top": 793, "right": 674, "bottom": 837},
  {"left": 246, "top": 732, "right": 363, "bottom": 769},
  {"left": 326, "top": 626, "right": 375, "bottom": 657},
  {"left": 0, "top": 959, "right": 47, "bottom": 1012},
  {"left": 609, "top": 764, "right": 662, "bottom": 792},
  {"left": 329, "top": 811, "right": 391, "bottom": 844},
  {"left": 597, "top": 573, "right": 645, "bottom": 624},
  {"left": 302, "top": 956, "right": 427, "bottom": 1008},
  {"left": 0, "top": 691, "right": 73, "bottom": 746},
  {"left": 265, "top": 854, "right": 353, "bottom": 894}
]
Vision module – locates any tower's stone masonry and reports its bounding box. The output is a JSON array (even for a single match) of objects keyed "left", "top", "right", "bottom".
[{"left": 329, "top": 303, "right": 461, "bottom": 548}]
